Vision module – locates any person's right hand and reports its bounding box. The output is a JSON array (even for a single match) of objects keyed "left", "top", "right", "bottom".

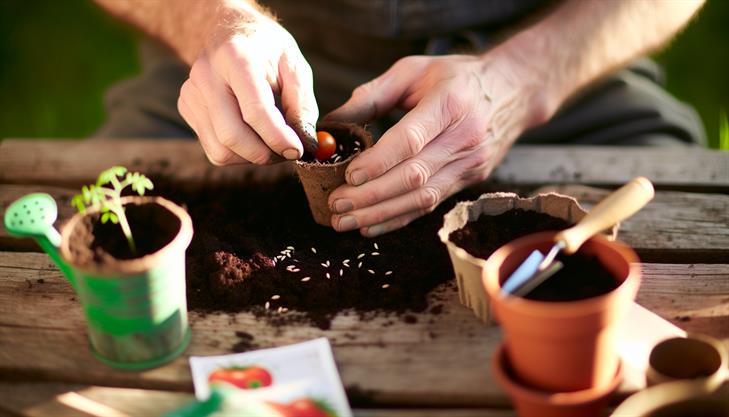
[{"left": 177, "top": 6, "right": 318, "bottom": 166}]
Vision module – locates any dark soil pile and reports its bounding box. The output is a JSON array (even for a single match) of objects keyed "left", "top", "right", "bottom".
[
  {"left": 448, "top": 209, "right": 572, "bottom": 260},
  {"left": 524, "top": 250, "right": 620, "bottom": 301},
  {"left": 177, "top": 176, "right": 487, "bottom": 329}
]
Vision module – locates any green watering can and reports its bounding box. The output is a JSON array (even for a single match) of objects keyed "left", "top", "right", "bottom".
[{"left": 4, "top": 193, "right": 193, "bottom": 370}]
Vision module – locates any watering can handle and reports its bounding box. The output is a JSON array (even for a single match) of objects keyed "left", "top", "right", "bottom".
[{"left": 555, "top": 177, "right": 655, "bottom": 254}]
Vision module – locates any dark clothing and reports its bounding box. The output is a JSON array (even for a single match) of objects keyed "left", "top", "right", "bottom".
[{"left": 94, "top": 1, "right": 705, "bottom": 147}]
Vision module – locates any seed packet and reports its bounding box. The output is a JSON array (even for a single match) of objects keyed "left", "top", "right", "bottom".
[{"left": 188, "top": 338, "right": 352, "bottom": 417}]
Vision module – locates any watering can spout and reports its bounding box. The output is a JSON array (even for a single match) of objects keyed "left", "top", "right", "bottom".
[{"left": 3, "top": 193, "right": 77, "bottom": 289}]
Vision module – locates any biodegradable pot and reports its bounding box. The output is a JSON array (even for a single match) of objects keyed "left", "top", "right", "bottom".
[
  {"left": 611, "top": 379, "right": 729, "bottom": 417},
  {"left": 294, "top": 121, "right": 373, "bottom": 226},
  {"left": 483, "top": 231, "right": 639, "bottom": 392},
  {"left": 438, "top": 192, "right": 618, "bottom": 323},
  {"left": 59, "top": 196, "right": 193, "bottom": 370},
  {"left": 647, "top": 334, "right": 728, "bottom": 387},
  {"left": 493, "top": 344, "right": 622, "bottom": 417}
]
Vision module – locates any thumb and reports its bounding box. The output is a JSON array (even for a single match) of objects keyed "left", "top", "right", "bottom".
[{"left": 324, "top": 70, "right": 408, "bottom": 124}]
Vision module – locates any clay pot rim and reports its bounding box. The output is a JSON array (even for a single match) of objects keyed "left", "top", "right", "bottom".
[
  {"left": 610, "top": 378, "right": 728, "bottom": 416},
  {"left": 60, "top": 196, "right": 193, "bottom": 277},
  {"left": 483, "top": 231, "right": 640, "bottom": 317},
  {"left": 492, "top": 344, "right": 623, "bottom": 405}
]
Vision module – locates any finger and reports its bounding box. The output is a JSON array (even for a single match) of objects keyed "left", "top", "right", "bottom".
[
  {"left": 228, "top": 64, "right": 303, "bottom": 160},
  {"left": 328, "top": 136, "right": 455, "bottom": 214},
  {"left": 324, "top": 66, "right": 408, "bottom": 124},
  {"left": 179, "top": 82, "right": 248, "bottom": 166},
  {"left": 332, "top": 157, "right": 471, "bottom": 233},
  {"left": 344, "top": 92, "right": 448, "bottom": 186},
  {"left": 279, "top": 48, "right": 319, "bottom": 132}
]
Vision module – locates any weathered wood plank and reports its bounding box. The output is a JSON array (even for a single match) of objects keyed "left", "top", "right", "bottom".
[
  {"left": 0, "top": 252, "right": 727, "bottom": 407},
  {"left": 3, "top": 184, "right": 727, "bottom": 264},
  {"left": 2, "top": 139, "right": 728, "bottom": 190},
  {"left": 533, "top": 185, "right": 729, "bottom": 263},
  {"left": 0, "top": 383, "right": 515, "bottom": 417}
]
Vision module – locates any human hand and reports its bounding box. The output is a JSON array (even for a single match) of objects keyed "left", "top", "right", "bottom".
[
  {"left": 325, "top": 54, "right": 551, "bottom": 236},
  {"left": 177, "top": 6, "right": 317, "bottom": 165}
]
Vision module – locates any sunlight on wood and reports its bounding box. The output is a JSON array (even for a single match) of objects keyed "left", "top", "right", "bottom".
[{"left": 56, "top": 392, "right": 132, "bottom": 417}]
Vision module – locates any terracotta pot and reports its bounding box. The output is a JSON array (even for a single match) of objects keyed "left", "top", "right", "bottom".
[
  {"left": 483, "top": 231, "right": 640, "bottom": 392},
  {"left": 492, "top": 344, "right": 622, "bottom": 417},
  {"left": 294, "top": 122, "right": 373, "bottom": 226},
  {"left": 647, "top": 334, "right": 728, "bottom": 387},
  {"left": 438, "top": 192, "right": 618, "bottom": 323}
]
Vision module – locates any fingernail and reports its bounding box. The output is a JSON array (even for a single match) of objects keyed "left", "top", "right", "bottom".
[
  {"left": 331, "top": 199, "right": 354, "bottom": 214},
  {"left": 283, "top": 148, "right": 301, "bottom": 160},
  {"left": 349, "top": 169, "right": 368, "bottom": 186},
  {"left": 366, "top": 224, "right": 386, "bottom": 237},
  {"left": 337, "top": 215, "right": 358, "bottom": 231}
]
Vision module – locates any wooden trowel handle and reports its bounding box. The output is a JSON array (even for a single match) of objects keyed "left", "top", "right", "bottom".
[{"left": 556, "top": 177, "right": 655, "bottom": 254}]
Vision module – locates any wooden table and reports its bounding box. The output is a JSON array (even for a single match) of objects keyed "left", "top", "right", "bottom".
[{"left": 0, "top": 139, "right": 727, "bottom": 417}]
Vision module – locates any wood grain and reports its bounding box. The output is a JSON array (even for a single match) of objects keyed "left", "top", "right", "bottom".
[
  {"left": 2, "top": 139, "right": 728, "bottom": 189},
  {"left": 0, "top": 252, "right": 726, "bottom": 407},
  {"left": 532, "top": 185, "right": 729, "bottom": 263}
]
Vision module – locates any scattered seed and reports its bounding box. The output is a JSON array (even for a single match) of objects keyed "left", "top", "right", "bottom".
[
  {"left": 286, "top": 253, "right": 292, "bottom": 258},
  {"left": 265, "top": 301, "right": 270, "bottom": 309},
  {"left": 374, "top": 243, "right": 379, "bottom": 250},
  {"left": 301, "top": 277, "right": 311, "bottom": 282},
  {"left": 357, "top": 253, "right": 365, "bottom": 259},
  {"left": 371, "top": 252, "right": 380, "bottom": 256},
  {"left": 331, "top": 153, "right": 339, "bottom": 159},
  {"left": 281, "top": 308, "right": 288, "bottom": 313},
  {"left": 354, "top": 140, "right": 361, "bottom": 146},
  {"left": 280, "top": 250, "right": 288, "bottom": 255},
  {"left": 334, "top": 156, "right": 342, "bottom": 163},
  {"left": 358, "top": 262, "right": 363, "bottom": 268},
  {"left": 368, "top": 269, "right": 375, "bottom": 274},
  {"left": 311, "top": 247, "right": 317, "bottom": 254},
  {"left": 339, "top": 269, "right": 344, "bottom": 276},
  {"left": 382, "top": 284, "right": 390, "bottom": 289},
  {"left": 286, "top": 246, "right": 294, "bottom": 251},
  {"left": 271, "top": 294, "right": 280, "bottom": 300},
  {"left": 385, "top": 270, "right": 393, "bottom": 275},
  {"left": 326, "top": 272, "right": 331, "bottom": 279},
  {"left": 277, "top": 307, "right": 283, "bottom": 313},
  {"left": 320, "top": 262, "right": 329, "bottom": 268},
  {"left": 286, "top": 265, "right": 297, "bottom": 272}
]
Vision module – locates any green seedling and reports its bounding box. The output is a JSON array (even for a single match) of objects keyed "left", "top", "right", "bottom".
[{"left": 71, "top": 166, "right": 154, "bottom": 254}]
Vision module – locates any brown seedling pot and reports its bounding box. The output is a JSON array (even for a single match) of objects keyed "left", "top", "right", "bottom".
[
  {"left": 294, "top": 121, "right": 373, "bottom": 226},
  {"left": 483, "top": 231, "right": 640, "bottom": 392},
  {"left": 493, "top": 344, "right": 622, "bottom": 417}
]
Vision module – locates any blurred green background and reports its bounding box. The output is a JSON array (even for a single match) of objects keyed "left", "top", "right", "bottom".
[{"left": 0, "top": 0, "right": 727, "bottom": 148}]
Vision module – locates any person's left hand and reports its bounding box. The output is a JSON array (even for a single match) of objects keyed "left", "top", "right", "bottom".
[{"left": 324, "top": 54, "right": 549, "bottom": 237}]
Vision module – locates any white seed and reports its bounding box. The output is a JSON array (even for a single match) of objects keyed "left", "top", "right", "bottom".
[
  {"left": 343, "top": 259, "right": 350, "bottom": 264},
  {"left": 331, "top": 153, "right": 339, "bottom": 159},
  {"left": 265, "top": 301, "right": 270, "bottom": 309},
  {"left": 334, "top": 156, "right": 342, "bottom": 163},
  {"left": 286, "top": 265, "right": 297, "bottom": 272},
  {"left": 371, "top": 252, "right": 380, "bottom": 256},
  {"left": 357, "top": 253, "right": 365, "bottom": 259},
  {"left": 325, "top": 260, "right": 330, "bottom": 267},
  {"left": 385, "top": 270, "right": 393, "bottom": 276},
  {"left": 368, "top": 269, "right": 375, "bottom": 275},
  {"left": 311, "top": 247, "right": 317, "bottom": 254},
  {"left": 281, "top": 308, "right": 288, "bottom": 313},
  {"left": 374, "top": 243, "right": 379, "bottom": 250},
  {"left": 301, "top": 276, "right": 311, "bottom": 282},
  {"left": 271, "top": 295, "right": 280, "bottom": 300},
  {"left": 326, "top": 272, "right": 331, "bottom": 279},
  {"left": 286, "top": 253, "right": 292, "bottom": 258},
  {"left": 339, "top": 269, "right": 343, "bottom": 276},
  {"left": 358, "top": 262, "right": 363, "bottom": 268},
  {"left": 286, "top": 246, "right": 294, "bottom": 251},
  {"left": 320, "top": 262, "right": 328, "bottom": 268},
  {"left": 382, "top": 284, "right": 390, "bottom": 289},
  {"left": 354, "top": 140, "right": 361, "bottom": 146},
  {"left": 277, "top": 306, "right": 283, "bottom": 313},
  {"left": 292, "top": 268, "right": 300, "bottom": 273}
]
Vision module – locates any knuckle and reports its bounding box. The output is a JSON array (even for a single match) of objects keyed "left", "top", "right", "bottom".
[
  {"left": 247, "top": 149, "right": 273, "bottom": 165},
  {"left": 442, "top": 90, "right": 468, "bottom": 119},
  {"left": 416, "top": 186, "right": 441, "bottom": 211},
  {"left": 403, "top": 124, "right": 428, "bottom": 156},
  {"left": 217, "top": 133, "right": 239, "bottom": 148},
  {"left": 206, "top": 150, "right": 234, "bottom": 166},
  {"left": 402, "top": 160, "right": 429, "bottom": 190}
]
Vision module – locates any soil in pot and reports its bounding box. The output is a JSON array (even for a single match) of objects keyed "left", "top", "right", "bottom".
[
  {"left": 167, "top": 177, "right": 491, "bottom": 330},
  {"left": 68, "top": 203, "right": 181, "bottom": 267},
  {"left": 298, "top": 123, "right": 365, "bottom": 164},
  {"left": 521, "top": 250, "right": 620, "bottom": 302},
  {"left": 448, "top": 209, "right": 572, "bottom": 260}
]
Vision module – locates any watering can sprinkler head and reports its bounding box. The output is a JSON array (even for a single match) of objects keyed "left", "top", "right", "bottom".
[{"left": 4, "top": 193, "right": 76, "bottom": 288}]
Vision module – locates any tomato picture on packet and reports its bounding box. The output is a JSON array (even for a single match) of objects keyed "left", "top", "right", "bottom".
[{"left": 207, "top": 365, "right": 273, "bottom": 389}]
